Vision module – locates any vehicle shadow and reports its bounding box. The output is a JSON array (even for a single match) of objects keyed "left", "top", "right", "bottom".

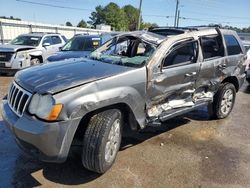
[
  {"left": 241, "top": 83, "right": 250, "bottom": 94},
  {"left": 10, "top": 108, "right": 210, "bottom": 186}
]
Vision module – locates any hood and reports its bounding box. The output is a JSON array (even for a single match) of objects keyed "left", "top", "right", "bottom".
[
  {"left": 47, "top": 51, "right": 91, "bottom": 62},
  {"left": 15, "top": 58, "right": 133, "bottom": 94},
  {"left": 0, "top": 44, "right": 35, "bottom": 52}
]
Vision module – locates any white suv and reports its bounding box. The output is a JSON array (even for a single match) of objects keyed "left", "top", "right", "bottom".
[{"left": 0, "top": 32, "right": 67, "bottom": 74}]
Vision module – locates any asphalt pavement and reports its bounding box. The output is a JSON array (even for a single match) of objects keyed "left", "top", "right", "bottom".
[{"left": 1, "top": 75, "right": 250, "bottom": 188}]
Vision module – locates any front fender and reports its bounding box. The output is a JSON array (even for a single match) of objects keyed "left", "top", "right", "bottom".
[
  {"left": 55, "top": 67, "right": 147, "bottom": 129},
  {"left": 28, "top": 49, "right": 43, "bottom": 57},
  {"left": 71, "top": 86, "right": 145, "bottom": 126}
]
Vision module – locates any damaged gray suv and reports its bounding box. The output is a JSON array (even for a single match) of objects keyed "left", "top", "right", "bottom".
[{"left": 1, "top": 28, "right": 247, "bottom": 174}]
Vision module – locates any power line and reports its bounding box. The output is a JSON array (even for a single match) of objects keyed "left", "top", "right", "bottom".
[
  {"left": 180, "top": 10, "right": 250, "bottom": 21},
  {"left": 16, "top": 0, "right": 93, "bottom": 11}
]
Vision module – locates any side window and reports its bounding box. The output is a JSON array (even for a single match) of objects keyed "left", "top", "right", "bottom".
[
  {"left": 42, "top": 36, "right": 52, "bottom": 45},
  {"left": 51, "top": 36, "right": 62, "bottom": 45},
  {"left": 103, "top": 39, "right": 129, "bottom": 56},
  {"left": 163, "top": 41, "right": 198, "bottom": 68},
  {"left": 224, "top": 35, "right": 242, "bottom": 55},
  {"left": 200, "top": 35, "right": 224, "bottom": 60}
]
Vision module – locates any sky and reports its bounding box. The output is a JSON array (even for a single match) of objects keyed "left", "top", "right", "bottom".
[{"left": 0, "top": 0, "right": 249, "bottom": 28}]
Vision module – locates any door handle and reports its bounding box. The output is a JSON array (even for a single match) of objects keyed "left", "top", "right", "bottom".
[
  {"left": 185, "top": 72, "right": 197, "bottom": 77},
  {"left": 218, "top": 63, "right": 227, "bottom": 69}
]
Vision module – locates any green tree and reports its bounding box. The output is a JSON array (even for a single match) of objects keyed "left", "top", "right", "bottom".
[
  {"left": 88, "top": 3, "right": 128, "bottom": 31},
  {"left": 77, "top": 19, "right": 87, "bottom": 28},
  {"left": 66, "top": 21, "right": 73, "bottom": 26},
  {"left": 88, "top": 5, "right": 106, "bottom": 26},
  {"left": 141, "top": 22, "right": 158, "bottom": 30},
  {"left": 103, "top": 3, "right": 128, "bottom": 31},
  {"left": 123, "top": 5, "right": 141, "bottom": 31}
]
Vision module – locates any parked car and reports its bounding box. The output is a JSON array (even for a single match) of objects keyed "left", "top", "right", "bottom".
[
  {"left": 0, "top": 32, "right": 67, "bottom": 74},
  {"left": 245, "top": 44, "right": 250, "bottom": 83},
  {"left": 46, "top": 32, "right": 119, "bottom": 63},
  {"left": 1, "top": 28, "right": 246, "bottom": 174}
]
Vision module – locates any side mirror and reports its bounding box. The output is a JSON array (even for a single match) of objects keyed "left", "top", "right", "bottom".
[
  {"left": 59, "top": 47, "right": 62, "bottom": 50},
  {"left": 43, "top": 43, "right": 51, "bottom": 47}
]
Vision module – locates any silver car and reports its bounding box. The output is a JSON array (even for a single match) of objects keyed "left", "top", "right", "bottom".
[
  {"left": 0, "top": 32, "right": 67, "bottom": 74},
  {"left": 1, "top": 28, "right": 247, "bottom": 174}
]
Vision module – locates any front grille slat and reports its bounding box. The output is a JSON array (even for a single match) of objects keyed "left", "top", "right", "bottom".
[
  {"left": 7, "top": 82, "right": 32, "bottom": 117},
  {"left": 17, "top": 93, "right": 25, "bottom": 115},
  {"left": 8, "top": 84, "right": 14, "bottom": 103},
  {"left": 11, "top": 87, "right": 18, "bottom": 106}
]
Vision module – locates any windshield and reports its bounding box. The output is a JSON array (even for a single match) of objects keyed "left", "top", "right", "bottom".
[
  {"left": 10, "top": 35, "right": 41, "bottom": 46},
  {"left": 62, "top": 37, "right": 101, "bottom": 51},
  {"left": 90, "top": 36, "right": 156, "bottom": 68}
]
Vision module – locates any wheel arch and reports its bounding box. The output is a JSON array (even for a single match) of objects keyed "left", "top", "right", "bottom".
[
  {"left": 30, "top": 55, "right": 43, "bottom": 63},
  {"left": 71, "top": 103, "right": 140, "bottom": 146},
  {"left": 221, "top": 76, "right": 239, "bottom": 92}
]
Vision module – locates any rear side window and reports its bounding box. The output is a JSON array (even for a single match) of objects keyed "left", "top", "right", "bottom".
[
  {"left": 224, "top": 35, "right": 242, "bottom": 55},
  {"left": 200, "top": 35, "right": 224, "bottom": 60},
  {"left": 51, "top": 36, "right": 62, "bottom": 45}
]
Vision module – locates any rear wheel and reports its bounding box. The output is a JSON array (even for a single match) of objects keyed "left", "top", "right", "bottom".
[
  {"left": 82, "top": 109, "right": 122, "bottom": 173},
  {"left": 210, "top": 83, "right": 236, "bottom": 119}
]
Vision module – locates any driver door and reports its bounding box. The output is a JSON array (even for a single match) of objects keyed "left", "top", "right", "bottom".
[{"left": 146, "top": 39, "right": 201, "bottom": 117}]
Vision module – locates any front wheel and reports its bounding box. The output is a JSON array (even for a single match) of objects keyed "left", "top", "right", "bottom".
[
  {"left": 30, "top": 58, "right": 41, "bottom": 66},
  {"left": 82, "top": 109, "right": 122, "bottom": 173},
  {"left": 210, "top": 83, "right": 236, "bottom": 119}
]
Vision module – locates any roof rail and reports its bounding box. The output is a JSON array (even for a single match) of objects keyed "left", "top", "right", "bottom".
[
  {"left": 29, "top": 32, "right": 61, "bottom": 34},
  {"left": 149, "top": 25, "right": 221, "bottom": 31}
]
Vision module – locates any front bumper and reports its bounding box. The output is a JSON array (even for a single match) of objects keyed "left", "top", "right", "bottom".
[
  {"left": 0, "top": 67, "right": 19, "bottom": 74},
  {"left": 1, "top": 99, "right": 78, "bottom": 163}
]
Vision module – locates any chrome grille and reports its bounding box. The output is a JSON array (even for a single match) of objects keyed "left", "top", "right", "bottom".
[
  {"left": 7, "top": 82, "right": 32, "bottom": 117},
  {"left": 0, "top": 52, "right": 14, "bottom": 62}
]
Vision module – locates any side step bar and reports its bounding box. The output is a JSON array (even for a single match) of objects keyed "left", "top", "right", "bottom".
[{"left": 147, "top": 100, "right": 211, "bottom": 126}]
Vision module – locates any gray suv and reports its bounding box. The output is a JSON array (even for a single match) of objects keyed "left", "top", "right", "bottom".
[
  {"left": 1, "top": 28, "right": 246, "bottom": 174},
  {"left": 0, "top": 32, "right": 67, "bottom": 73}
]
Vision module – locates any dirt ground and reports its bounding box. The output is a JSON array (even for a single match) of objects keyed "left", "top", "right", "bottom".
[{"left": 1, "top": 75, "right": 250, "bottom": 188}]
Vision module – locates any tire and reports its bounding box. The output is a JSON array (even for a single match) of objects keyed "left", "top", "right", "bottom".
[
  {"left": 30, "top": 58, "right": 41, "bottom": 66},
  {"left": 210, "top": 82, "right": 236, "bottom": 119},
  {"left": 82, "top": 109, "right": 122, "bottom": 174}
]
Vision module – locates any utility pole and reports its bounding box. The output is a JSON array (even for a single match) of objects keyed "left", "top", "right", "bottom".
[
  {"left": 176, "top": 10, "right": 180, "bottom": 27},
  {"left": 174, "top": 0, "right": 179, "bottom": 27},
  {"left": 137, "top": 0, "right": 143, "bottom": 30}
]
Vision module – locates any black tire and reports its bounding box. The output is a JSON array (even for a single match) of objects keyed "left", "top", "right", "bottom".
[
  {"left": 30, "top": 58, "right": 41, "bottom": 66},
  {"left": 82, "top": 109, "right": 122, "bottom": 174},
  {"left": 210, "top": 82, "right": 236, "bottom": 119}
]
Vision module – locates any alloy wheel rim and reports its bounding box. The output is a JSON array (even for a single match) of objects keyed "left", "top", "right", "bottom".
[
  {"left": 220, "top": 89, "right": 234, "bottom": 115},
  {"left": 105, "top": 119, "right": 121, "bottom": 163}
]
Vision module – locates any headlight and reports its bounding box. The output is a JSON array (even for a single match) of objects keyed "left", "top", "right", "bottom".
[
  {"left": 16, "top": 51, "right": 28, "bottom": 59},
  {"left": 28, "top": 93, "right": 63, "bottom": 121}
]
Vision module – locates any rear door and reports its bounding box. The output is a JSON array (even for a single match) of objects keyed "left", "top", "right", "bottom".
[{"left": 195, "top": 30, "right": 226, "bottom": 92}]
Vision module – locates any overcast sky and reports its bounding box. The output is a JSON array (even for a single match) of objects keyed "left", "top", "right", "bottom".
[{"left": 0, "top": 0, "right": 249, "bottom": 28}]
